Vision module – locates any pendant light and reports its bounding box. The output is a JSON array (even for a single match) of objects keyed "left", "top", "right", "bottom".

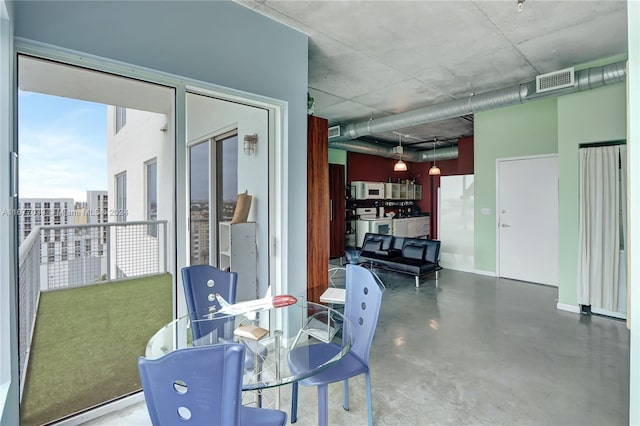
[
  {"left": 393, "top": 133, "right": 407, "bottom": 172},
  {"left": 428, "top": 139, "right": 441, "bottom": 176}
]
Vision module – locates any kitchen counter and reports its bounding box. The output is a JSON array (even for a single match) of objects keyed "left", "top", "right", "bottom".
[{"left": 392, "top": 213, "right": 430, "bottom": 219}]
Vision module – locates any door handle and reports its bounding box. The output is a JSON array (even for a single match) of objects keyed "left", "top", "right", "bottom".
[
  {"left": 330, "top": 200, "right": 333, "bottom": 221},
  {"left": 501, "top": 223, "right": 511, "bottom": 228}
]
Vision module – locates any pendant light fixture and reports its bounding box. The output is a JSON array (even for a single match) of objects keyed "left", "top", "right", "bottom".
[
  {"left": 393, "top": 133, "right": 407, "bottom": 172},
  {"left": 428, "top": 139, "right": 441, "bottom": 176}
]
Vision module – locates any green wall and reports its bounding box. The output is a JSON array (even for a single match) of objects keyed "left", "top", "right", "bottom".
[
  {"left": 474, "top": 82, "right": 626, "bottom": 308},
  {"left": 329, "top": 148, "right": 347, "bottom": 165},
  {"left": 557, "top": 83, "right": 627, "bottom": 305},
  {"left": 474, "top": 98, "right": 559, "bottom": 273}
]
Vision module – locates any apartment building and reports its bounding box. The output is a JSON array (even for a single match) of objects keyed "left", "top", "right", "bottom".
[{"left": 17, "top": 197, "right": 73, "bottom": 245}]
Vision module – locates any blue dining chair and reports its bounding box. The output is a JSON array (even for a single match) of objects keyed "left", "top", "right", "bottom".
[
  {"left": 138, "top": 343, "right": 287, "bottom": 426},
  {"left": 181, "top": 265, "right": 238, "bottom": 342},
  {"left": 287, "top": 264, "right": 383, "bottom": 426},
  {"left": 181, "top": 265, "right": 267, "bottom": 372}
]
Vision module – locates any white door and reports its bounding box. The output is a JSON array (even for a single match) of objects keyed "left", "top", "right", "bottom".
[{"left": 497, "top": 156, "right": 558, "bottom": 286}]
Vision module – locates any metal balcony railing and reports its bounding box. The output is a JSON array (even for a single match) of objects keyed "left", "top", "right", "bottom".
[{"left": 17, "top": 220, "right": 168, "bottom": 397}]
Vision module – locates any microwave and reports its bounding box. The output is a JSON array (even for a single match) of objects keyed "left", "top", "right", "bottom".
[{"left": 353, "top": 181, "right": 385, "bottom": 200}]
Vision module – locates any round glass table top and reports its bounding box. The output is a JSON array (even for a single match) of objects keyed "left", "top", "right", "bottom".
[{"left": 145, "top": 299, "right": 352, "bottom": 391}]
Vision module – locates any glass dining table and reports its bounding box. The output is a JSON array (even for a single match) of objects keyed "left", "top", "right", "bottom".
[{"left": 144, "top": 299, "right": 352, "bottom": 410}]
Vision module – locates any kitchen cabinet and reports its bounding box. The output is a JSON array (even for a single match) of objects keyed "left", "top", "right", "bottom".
[
  {"left": 384, "top": 182, "right": 403, "bottom": 200},
  {"left": 384, "top": 182, "right": 422, "bottom": 200},
  {"left": 413, "top": 185, "right": 422, "bottom": 200},
  {"left": 219, "top": 222, "right": 257, "bottom": 302},
  {"left": 307, "top": 115, "right": 329, "bottom": 304},
  {"left": 392, "top": 216, "right": 430, "bottom": 238},
  {"left": 392, "top": 217, "right": 409, "bottom": 237},
  {"left": 408, "top": 216, "right": 430, "bottom": 238}
]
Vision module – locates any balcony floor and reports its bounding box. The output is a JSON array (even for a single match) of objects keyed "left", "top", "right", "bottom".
[{"left": 20, "top": 273, "right": 172, "bottom": 426}]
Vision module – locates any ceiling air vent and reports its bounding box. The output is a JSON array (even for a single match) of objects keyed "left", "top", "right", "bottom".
[
  {"left": 328, "top": 125, "right": 341, "bottom": 138},
  {"left": 536, "top": 67, "right": 575, "bottom": 93}
]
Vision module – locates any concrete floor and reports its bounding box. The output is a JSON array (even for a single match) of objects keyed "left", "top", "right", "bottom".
[{"left": 86, "top": 268, "right": 630, "bottom": 426}]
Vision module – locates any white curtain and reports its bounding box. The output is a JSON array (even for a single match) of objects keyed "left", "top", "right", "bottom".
[{"left": 578, "top": 145, "right": 622, "bottom": 311}]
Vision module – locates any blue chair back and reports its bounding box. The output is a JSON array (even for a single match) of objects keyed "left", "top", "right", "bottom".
[
  {"left": 344, "top": 264, "right": 383, "bottom": 364},
  {"left": 138, "top": 343, "right": 245, "bottom": 426},
  {"left": 181, "top": 265, "right": 238, "bottom": 341}
]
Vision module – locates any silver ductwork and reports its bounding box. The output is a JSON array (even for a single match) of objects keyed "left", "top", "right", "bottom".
[
  {"left": 328, "top": 139, "right": 459, "bottom": 162},
  {"left": 329, "top": 60, "right": 626, "bottom": 161}
]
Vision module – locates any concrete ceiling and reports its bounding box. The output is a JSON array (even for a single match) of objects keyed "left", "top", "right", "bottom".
[{"left": 237, "top": 0, "right": 628, "bottom": 152}]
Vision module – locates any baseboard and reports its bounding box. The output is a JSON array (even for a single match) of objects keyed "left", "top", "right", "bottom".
[
  {"left": 556, "top": 302, "right": 580, "bottom": 314},
  {"left": 474, "top": 269, "right": 496, "bottom": 277},
  {"left": 592, "top": 307, "right": 627, "bottom": 320},
  {"left": 57, "top": 392, "right": 145, "bottom": 426}
]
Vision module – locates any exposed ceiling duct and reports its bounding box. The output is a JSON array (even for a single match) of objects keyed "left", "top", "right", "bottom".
[
  {"left": 329, "top": 60, "right": 626, "bottom": 162},
  {"left": 329, "top": 139, "right": 459, "bottom": 162}
]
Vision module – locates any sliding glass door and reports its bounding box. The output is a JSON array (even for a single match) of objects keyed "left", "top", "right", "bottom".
[{"left": 17, "top": 55, "right": 175, "bottom": 425}]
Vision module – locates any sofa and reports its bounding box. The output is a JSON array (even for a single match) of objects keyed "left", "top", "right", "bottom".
[{"left": 358, "top": 233, "right": 442, "bottom": 287}]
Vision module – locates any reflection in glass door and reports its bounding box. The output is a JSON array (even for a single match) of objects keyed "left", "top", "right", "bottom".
[
  {"left": 217, "top": 134, "right": 239, "bottom": 222},
  {"left": 189, "top": 141, "right": 210, "bottom": 265},
  {"left": 188, "top": 132, "right": 238, "bottom": 267}
]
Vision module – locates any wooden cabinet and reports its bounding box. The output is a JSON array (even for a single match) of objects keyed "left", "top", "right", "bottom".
[
  {"left": 329, "top": 164, "right": 346, "bottom": 258},
  {"left": 307, "top": 115, "right": 329, "bottom": 304},
  {"left": 219, "top": 222, "right": 257, "bottom": 302}
]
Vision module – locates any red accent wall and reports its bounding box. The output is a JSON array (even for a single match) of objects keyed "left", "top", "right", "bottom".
[{"left": 347, "top": 136, "right": 474, "bottom": 239}]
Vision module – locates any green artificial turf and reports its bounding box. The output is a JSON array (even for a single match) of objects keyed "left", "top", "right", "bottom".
[{"left": 20, "top": 273, "right": 173, "bottom": 426}]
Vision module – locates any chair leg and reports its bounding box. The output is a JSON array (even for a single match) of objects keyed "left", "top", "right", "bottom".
[
  {"left": 415, "top": 275, "right": 420, "bottom": 287},
  {"left": 343, "top": 379, "right": 349, "bottom": 411},
  {"left": 365, "top": 372, "right": 373, "bottom": 426},
  {"left": 318, "top": 384, "right": 329, "bottom": 426},
  {"left": 291, "top": 382, "right": 298, "bottom": 423}
]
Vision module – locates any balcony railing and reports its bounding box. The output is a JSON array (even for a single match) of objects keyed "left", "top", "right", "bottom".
[{"left": 18, "top": 220, "right": 168, "bottom": 397}]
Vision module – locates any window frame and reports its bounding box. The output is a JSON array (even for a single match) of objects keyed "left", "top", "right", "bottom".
[
  {"left": 145, "top": 158, "right": 158, "bottom": 237},
  {"left": 115, "top": 106, "right": 126, "bottom": 133},
  {"left": 115, "top": 172, "right": 127, "bottom": 222}
]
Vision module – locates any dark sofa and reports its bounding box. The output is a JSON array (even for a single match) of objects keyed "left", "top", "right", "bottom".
[{"left": 359, "top": 233, "right": 442, "bottom": 287}]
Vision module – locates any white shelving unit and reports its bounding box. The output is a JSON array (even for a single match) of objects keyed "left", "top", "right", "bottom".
[
  {"left": 384, "top": 182, "right": 422, "bottom": 200},
  {"left": 219, "top": 222, "right": 257, "bottom": 302}
]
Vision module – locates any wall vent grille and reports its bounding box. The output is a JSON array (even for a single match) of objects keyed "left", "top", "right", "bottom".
[
  {"left": 536, "top": 67, "right": 575, "bottom": 93},
  {"left": 328, "top": 125, "right": 341, "bottom": 138}
]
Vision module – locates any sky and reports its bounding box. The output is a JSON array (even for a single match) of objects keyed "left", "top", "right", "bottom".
[{"left": 18, "top": 91, "right": 107, "bottom": 203}]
